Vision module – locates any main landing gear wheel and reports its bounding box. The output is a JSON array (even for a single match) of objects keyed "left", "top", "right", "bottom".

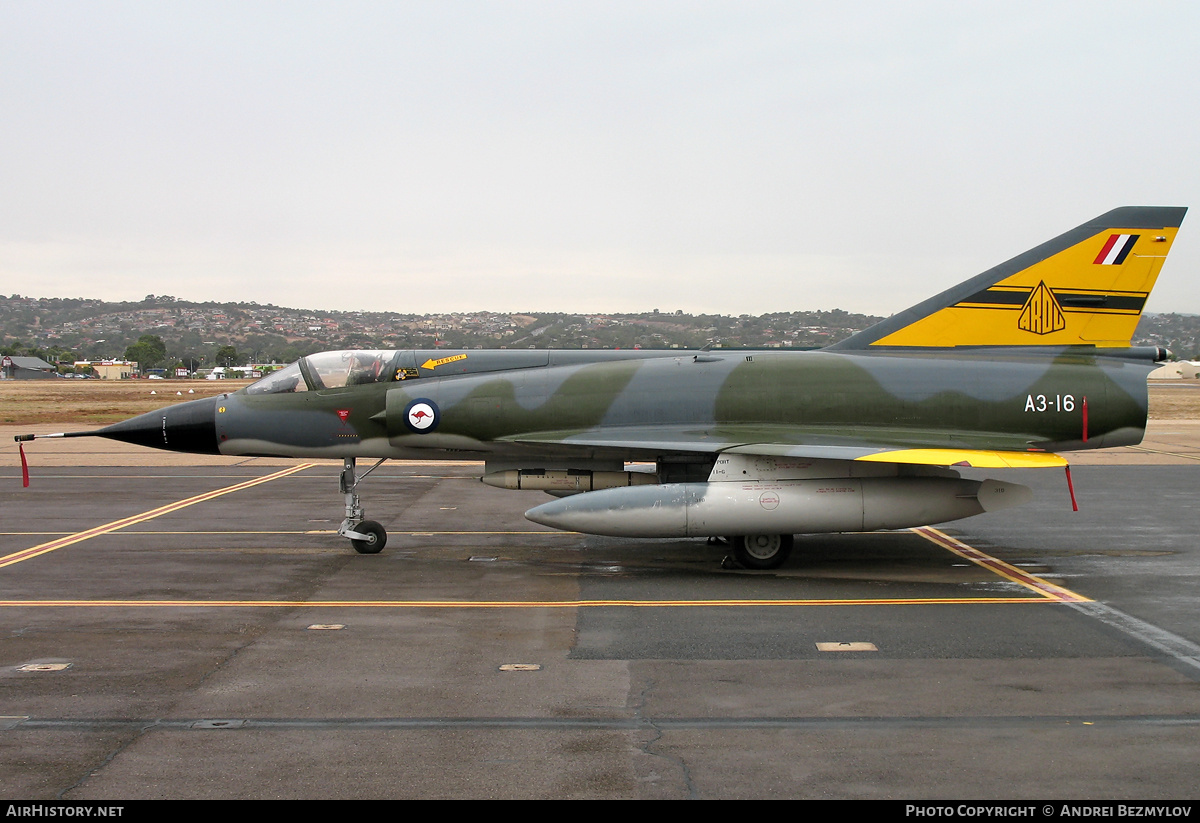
[
  {"left": 731, "top": 534, "right": 794, "bottom": 570},
  {"left": 349, "top": 520, "right": 387, "bottom": 554}
]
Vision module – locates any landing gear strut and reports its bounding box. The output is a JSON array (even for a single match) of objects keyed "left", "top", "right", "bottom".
[{"left": 336, "top": 457, "right": 388, "bottom": 554}]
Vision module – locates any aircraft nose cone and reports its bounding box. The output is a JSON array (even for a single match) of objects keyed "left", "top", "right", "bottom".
[{"left": 95, "top": 395, "right": 221, "bottom": 454}]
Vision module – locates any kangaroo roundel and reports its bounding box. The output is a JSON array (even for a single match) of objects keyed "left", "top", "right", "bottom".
[{"left": 404, "top": 399, "right": 440, "bottom": 433}]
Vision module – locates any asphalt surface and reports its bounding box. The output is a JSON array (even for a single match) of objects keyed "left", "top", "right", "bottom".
[{"left": 1, "top": 456, "right": 1198, "bottom": 799}]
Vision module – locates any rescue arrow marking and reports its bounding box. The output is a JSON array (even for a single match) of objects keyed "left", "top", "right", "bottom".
[{"left": 421, "top": 353, "right": 467, "bottom": 370}]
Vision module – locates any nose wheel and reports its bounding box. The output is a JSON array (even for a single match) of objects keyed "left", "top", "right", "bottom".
[
  {"left": 336, "top": 457, "right": 389, "bottom": 554},
  {"left": 346, "top": 519, "right": 386, "bottom": 554}
]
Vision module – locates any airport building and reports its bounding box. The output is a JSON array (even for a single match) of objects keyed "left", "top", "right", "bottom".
[
  {"left": 74, "top": 359, "right": 139, "bottom": 380},
  {"left": 0, "top": 355, "right": 58, "bottom": 379}
]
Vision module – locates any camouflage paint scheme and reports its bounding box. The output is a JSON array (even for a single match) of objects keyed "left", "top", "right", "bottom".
[{"left": 216, "top": 345, "right": 1149, "bottom": 463}]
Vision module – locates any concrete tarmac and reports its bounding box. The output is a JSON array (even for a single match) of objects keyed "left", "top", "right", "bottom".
[{"left": 1, "top": 424, "right": 1198, "bottom": 799}]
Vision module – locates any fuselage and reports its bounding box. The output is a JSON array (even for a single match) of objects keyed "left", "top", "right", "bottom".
[{"left": 184, "top": 346, "right": 1154, "bottom": 462}]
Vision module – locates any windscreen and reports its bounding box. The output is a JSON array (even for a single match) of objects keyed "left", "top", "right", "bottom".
[{"left": 244, "top": 362, "right": 308, "bottom": 395}]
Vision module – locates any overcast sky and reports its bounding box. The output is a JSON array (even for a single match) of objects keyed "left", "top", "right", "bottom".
[{"left": 3, "top": 1, "right": 1198, "bottom": 318}]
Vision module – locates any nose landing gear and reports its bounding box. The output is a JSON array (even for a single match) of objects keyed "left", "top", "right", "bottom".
[{"left": 336, "top": 457, "right": 388, "bottom": 554}]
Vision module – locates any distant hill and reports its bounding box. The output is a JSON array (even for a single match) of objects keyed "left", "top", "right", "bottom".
[
  {"left": 0, "top": 294, "right": 885, "bottom": 366},
  {"left": 3, "top": 293, "right": 1197, "bottom": 368}
]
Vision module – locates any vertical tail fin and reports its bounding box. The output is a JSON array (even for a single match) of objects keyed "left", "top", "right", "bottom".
[{"left": 831, "top": 206, "right": 1187, "bottom": 350}]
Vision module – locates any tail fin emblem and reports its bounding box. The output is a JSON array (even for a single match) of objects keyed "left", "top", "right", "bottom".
[
  {"left": 1017, "top": 281, "right": 1066, "bottom": 335},
  {"left": 1093, "top": 233, "right": 1139, "bottom": 265}
]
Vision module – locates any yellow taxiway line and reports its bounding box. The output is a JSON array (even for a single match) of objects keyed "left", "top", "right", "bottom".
[
  {"left": 1127, "top": 445, "right": 1200, "bottom": 462},
  {"left": 912, "top": 526, "right": 1089, "bottom": 603},
  {"left": 0, "top": 535, "right": 566, "bottom": 542},
  {"left": 0, "top": 597, "right": 1060, "bottom": 609},
  {"left": 0, "top": 464, "right": 314, "bottom": 568}
]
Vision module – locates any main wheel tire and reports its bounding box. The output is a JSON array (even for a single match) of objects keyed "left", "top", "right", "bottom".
[
  {"left": 732, "top": 534, "right": 793, "bottom": 570},
  {"left": 350, "top": 520, "right": 387, "bottom": 554}
]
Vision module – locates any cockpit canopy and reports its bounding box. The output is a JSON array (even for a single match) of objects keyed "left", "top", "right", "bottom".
[
  {"left": 243, "top": 346, "right": 665, "bottom": 397},
  {"left": 246, "top": 350, "right": 413, "bottom": 395},
  {"left": 304, "top": 350, "right": 406, "bottom": 389}
]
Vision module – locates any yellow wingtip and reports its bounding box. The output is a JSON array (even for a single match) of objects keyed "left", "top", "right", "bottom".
[{"left": 856, "top": 449, "right": 1068, "bottom": 469}]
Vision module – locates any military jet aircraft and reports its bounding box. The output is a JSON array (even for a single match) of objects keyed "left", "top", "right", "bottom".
[{"left": 16, "top": 206, "right": 1186, "bottom": 568}]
